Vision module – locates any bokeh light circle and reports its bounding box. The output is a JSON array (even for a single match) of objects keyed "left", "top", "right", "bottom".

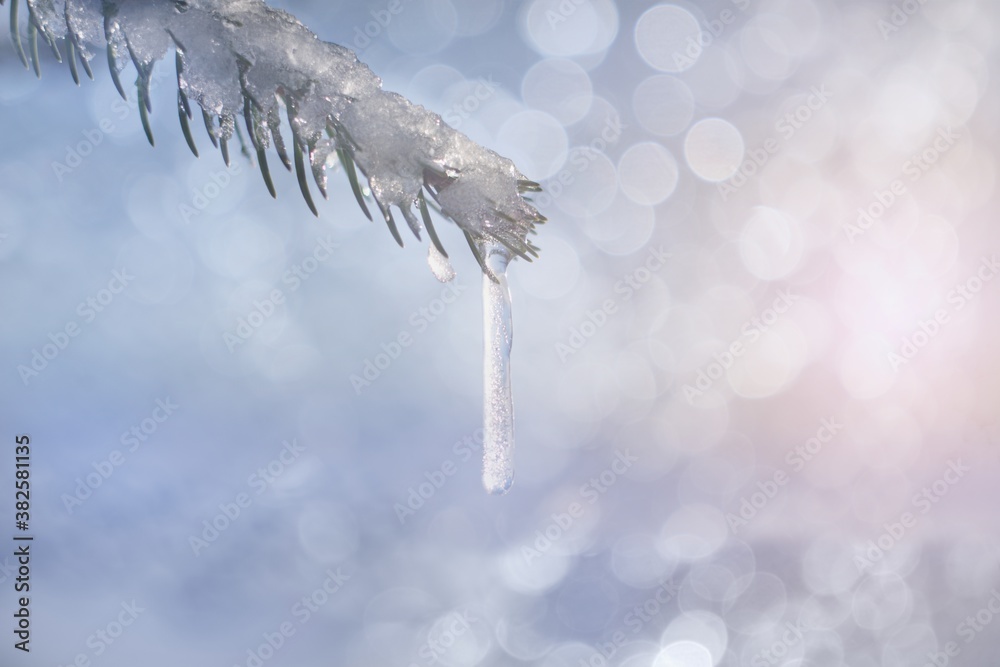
[
  {"left": 618, "top": 142, "right": 680, "bottom": 206},
  {"left": 685, "top": 118, "right": 746, "bottom": 181},
  {"left": 635, "top": 5, "right": 703, "bottom": 73}
]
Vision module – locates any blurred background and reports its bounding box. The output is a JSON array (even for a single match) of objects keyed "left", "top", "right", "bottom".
[{"left": 2, "top": 0, "right": 1000, "bottom": 665}]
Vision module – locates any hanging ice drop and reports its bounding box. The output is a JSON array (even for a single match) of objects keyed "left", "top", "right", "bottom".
[
  {"left": 481, "top": 242, "right": 515, "bottom": 495},
  {"left": 427, "top": 244, "right": 456, "bottom": 283}
]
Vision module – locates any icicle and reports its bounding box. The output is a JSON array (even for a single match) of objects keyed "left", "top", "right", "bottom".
[{"left": 480, "top": 242, "right": 515, "bottom": 495}]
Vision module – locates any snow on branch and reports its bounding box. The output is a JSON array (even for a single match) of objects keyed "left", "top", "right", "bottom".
[{"left": 5, "top": 0, "right": 546, "bottom": 278}]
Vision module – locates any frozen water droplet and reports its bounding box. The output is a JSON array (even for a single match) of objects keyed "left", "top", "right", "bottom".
[
  {"left": 480, "top": 242, "right": 514, "bottom": 494},
  {"left": 428, "top": 244, "right": 456, "bottom": 282}
]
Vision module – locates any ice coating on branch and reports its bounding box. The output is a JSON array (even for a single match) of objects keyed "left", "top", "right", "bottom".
[
  {"left": 7, "top": 0, "right": 542, "bottom": 493},
  {"left": 7, "top": 0, "right": 544, "bottom": 270},
  {"left": 117, "top": 3, "right": 170, "bottom": 63},
  {"left": 65, "top": 2, "right": 103, "bottom": 60},
  {"left": 28, "top": 0, "right": 66, "bottom": 40}
]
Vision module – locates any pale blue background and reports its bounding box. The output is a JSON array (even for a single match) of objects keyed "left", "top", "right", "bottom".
[{"left": 2, "top": 1, "right": 1000, "bottom": 666}]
